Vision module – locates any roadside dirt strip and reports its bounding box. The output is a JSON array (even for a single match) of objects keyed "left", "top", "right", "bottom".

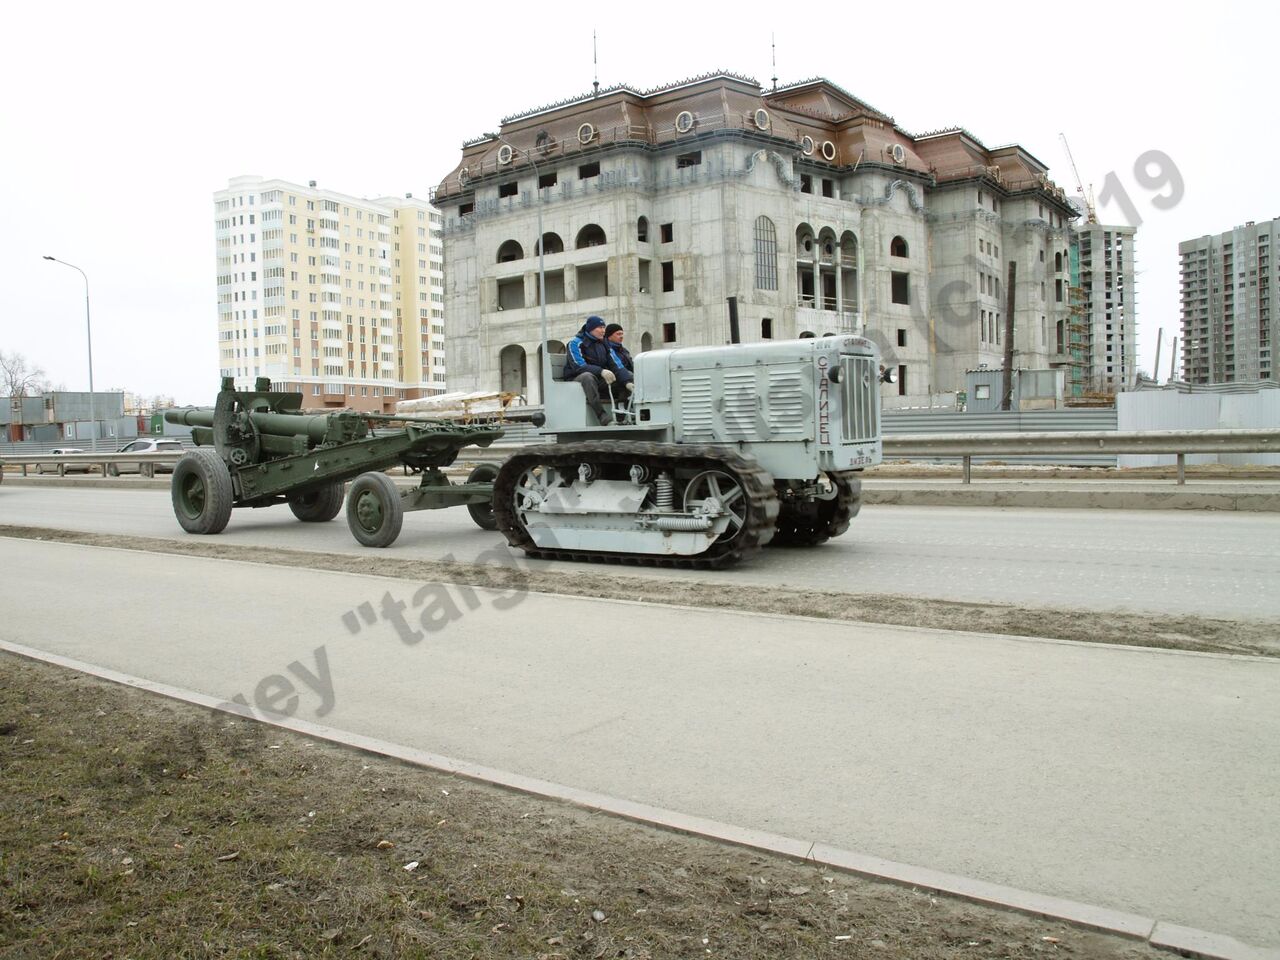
[
  {"left": 0, "top": 653, "right": 1186, "bottom": 960},
  {"left": 2, "top": 523, "right": 1277, "bottom": 659}
]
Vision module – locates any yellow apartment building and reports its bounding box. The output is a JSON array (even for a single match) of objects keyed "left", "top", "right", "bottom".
[{"left": 214, "top": 175, "right": 445, "bottom": 412}]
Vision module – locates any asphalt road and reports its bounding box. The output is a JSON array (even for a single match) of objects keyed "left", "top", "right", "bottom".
[
  {"left": 2, "top": 485, "right": 1278, "bottom": 619},
  {"left": 3, "top": 537, "right": 1277, "bottom": 948}
]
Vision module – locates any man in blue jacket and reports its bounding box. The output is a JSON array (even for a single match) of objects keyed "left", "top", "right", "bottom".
[
  {"left": 604, "top": 323, "right": 633, "bottom": 378},
  {"left": 563, "top": 315, "right": 628, "bottom": 425}
]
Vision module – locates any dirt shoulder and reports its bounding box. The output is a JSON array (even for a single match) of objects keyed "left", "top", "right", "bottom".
[
  {"left": 2, "top": 524, "right": 1276, "bottom": 659},
  {"left": 0, "top": 653, "right": 1167, "bottom": 960}
]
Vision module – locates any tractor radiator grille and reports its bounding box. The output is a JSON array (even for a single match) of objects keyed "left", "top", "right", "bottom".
[
  {"left": 722, "top": 372, "right": 757, "bottom": 438},
  {"left": 767, "top": 369, "right": 808, "bottom": 438},
  {"left": 677, "top": 374, "right": 715, "bottom": 440},
  {"left": 841, "top": 355, "right": 878, "bottom": 443}
]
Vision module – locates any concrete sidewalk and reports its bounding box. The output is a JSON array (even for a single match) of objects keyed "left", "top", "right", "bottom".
[{"left": 2, "top": 536, "right": 1277, "bottom": 951}]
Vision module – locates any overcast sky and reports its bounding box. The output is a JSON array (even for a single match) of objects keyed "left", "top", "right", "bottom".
[{"left": 2, "top": 0, "right": 1274, "bottom": 404}]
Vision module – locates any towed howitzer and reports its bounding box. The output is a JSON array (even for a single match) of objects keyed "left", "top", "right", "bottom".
[{"left": 164, "top": 377, "right": 504, "bottom": 546}]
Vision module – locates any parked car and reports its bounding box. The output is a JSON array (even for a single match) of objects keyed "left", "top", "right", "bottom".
[
  {"left": 38, "top": 447, "right": 92, "bottom": 475},
  {"left": 107, "top": 438, "right": 186, "bottom": 476}
]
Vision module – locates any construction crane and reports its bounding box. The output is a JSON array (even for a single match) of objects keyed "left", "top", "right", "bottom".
[{"left": 1059, "top": 133, "right": 1097, "bottom": 224}]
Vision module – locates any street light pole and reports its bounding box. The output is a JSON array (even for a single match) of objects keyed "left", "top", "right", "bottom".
[
  {"left": 487, "top": 133, "right": 549, "bottom": 403},
  {"left": 43, "top": 256, "right": 98, "bottom": 451}
]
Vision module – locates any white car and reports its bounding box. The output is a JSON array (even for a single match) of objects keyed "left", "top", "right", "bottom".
[
  {"left": 107, "top": 438, "right": 186, "bottom": 476},
  {"left": 38, "top": 447, "right": 92, "bottom": 475}
]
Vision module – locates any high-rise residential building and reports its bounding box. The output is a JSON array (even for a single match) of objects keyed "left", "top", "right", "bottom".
[
  {"left": 214, "top": 176, "right": 446, "bottom": 412},
  {"left": 429, "top": 72, "right": 1077, "bottom": 404},
  {"left": 1069, "top": 223, "right": 1138, "bottom": 392},
  {"left": 1179, "top": 219, "right": 1276, "bottom": 384}
]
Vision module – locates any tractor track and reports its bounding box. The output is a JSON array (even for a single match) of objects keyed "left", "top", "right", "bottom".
[
  {"left": 770, "top": 472, "right": 862, "bottom": 547},
  {"left": 493, "top": 441, "right": 780, "bottom": 570}
]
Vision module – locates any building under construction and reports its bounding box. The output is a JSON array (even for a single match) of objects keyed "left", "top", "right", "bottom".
[
  {"left": 431, "top": 72, "right": 1079, "bottom": 405},
  {"left": 1180, "top": 219, "right": 1276, "bottom": 384},
  {"left": 1068, "top": 223, "right": 1138, "bottom": 395}
]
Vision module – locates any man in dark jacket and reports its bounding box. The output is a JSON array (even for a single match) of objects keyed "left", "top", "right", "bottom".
[
  {"left": 605, "top": 323, "right": 633, "bottom": 380},
  {"left": 563, "top": 315, "right": 625, "bottom": 426}
]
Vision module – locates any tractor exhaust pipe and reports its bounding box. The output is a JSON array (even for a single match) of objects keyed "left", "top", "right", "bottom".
[{"left": 727, "top": 296, "right": 740, "bottom": 344}]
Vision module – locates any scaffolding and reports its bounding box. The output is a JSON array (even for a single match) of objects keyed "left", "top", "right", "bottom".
[{"left": 1052, "top": 284, "right": 1090, "bottom": 401}]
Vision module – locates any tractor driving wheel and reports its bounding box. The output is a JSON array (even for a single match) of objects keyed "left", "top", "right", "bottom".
[
  {"left": 682, "top": 469, "right": 748, "bottom": 544},
  {"left": 171, "top": 449, "right": 233, "bottom": 535},
  {"left": 346, "top": 472, "right": 404, "bottom": 547},
  {"left": 465, "top": 463, "right": 500, "bottom": 531}
]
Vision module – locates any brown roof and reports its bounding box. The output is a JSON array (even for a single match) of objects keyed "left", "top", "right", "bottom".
[{"left": 432, "top": 75, "right": 1069, "bottom": 207}]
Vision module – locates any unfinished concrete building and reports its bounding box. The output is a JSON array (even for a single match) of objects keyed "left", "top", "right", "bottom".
[
  {"left": 1180, "top": 219, "right": 1276, "bottom": 384},
  {"left": 431, "top": 73, "right": 1077, "bottom": 404},
  {"left": 1072, "top": 223, "right": 1138, "bottom": 392}
]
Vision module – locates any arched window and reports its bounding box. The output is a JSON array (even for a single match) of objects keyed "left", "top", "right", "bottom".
[
  {"left": 575, "top": 224, "right": 606, "bottom": 248},
  {"left": 499, "top": 344, "right": 527, "bottom": 395},
  {"left": 795, "top": 223, "right": 817, "bottom": 308},
  {"left": 1055, "top": 251, "right": 1063, "bottom": 272},
  {"left": 795, "top": 224, "right": 815, "bottom": 258},
  {"left": 754, "top": 216, "right": 777, "bottom": 291},
  {"left": 799, "top": 330, "right": 816, "bottom": 339},
  {"left": 534, "top": 232, "right": 564, "bottom": 256},
  {"left": 890, "top": 236, "right": 909, "bottom": 258},
  {"left": 640, "top": 332, "right": 653, "bottom": 353},
  {"left": 637, "top": 216, "right": 650, "bottom": 243},
  {"left": 840, "top": 232, "right": 858, "bottom": 265},
  {"left": 818, "top": 228, "right": 837, "bottom": 263},
  {"left": 496, "top": 239, "right": 523, "bottom": 263},
  {"left": 840, "top": 231, "right": 859, "bottom": 312}
]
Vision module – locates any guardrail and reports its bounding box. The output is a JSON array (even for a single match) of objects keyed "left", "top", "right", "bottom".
[
  {"left": 885, "top": 429, "right": 1280, "bottom": 484},
  {"left": 1, "top": 451, "right": 184, "bottom": 478},
  {"left": 4, "top": 429, "right": 1279, "bottom": 485}
]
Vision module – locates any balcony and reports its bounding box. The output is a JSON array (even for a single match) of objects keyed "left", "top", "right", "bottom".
[{"left": 796, "top": 303, "right": 859, "bottom": 335}]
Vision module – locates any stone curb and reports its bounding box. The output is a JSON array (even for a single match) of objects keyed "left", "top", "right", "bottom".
[{"left": 1, "top": 640, "right": 1275, "bottom": 960}]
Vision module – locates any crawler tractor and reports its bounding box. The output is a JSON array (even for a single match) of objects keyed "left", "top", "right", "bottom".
[
  {"left": 167, "top": 335, "right": 884, "bottom": 567},
  {"left": 492, "top": 335, "right": 885, "bottom": 569}
]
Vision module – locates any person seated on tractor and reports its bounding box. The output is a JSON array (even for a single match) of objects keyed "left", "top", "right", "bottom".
[
  {"left": 605, "top": 323, "right": 633, "bottom": 379},
  {"left": 604, "top": 323, "right": 636, "bottom": 419},
  {"left": 564, "top": 315, "right": 630, "bottom": 426}
]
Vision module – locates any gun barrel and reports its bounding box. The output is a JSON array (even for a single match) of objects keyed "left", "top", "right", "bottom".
[
  {"left": 164, "top": 408, "right": 338, "bottom": 443},
  {"left": 165, "top": 409, "right": 212, "bottom": 427}
]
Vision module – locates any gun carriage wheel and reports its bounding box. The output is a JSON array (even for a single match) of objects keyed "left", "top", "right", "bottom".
[
  {"left": 346, "top": 472, "right": 404, "bottom": 548},
  {"left": 464, "top": 462, "right": 501, "bottom": 531},
  {"left": 288, "top": 482, "right": 346, "bottom": 522},
  {"left": 171, "top": 449, "right": 234, "bottom": 535}
]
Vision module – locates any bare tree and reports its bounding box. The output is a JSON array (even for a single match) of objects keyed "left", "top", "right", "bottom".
[{"left": 0, "top": 351, "right": 50, "bottom": 397}]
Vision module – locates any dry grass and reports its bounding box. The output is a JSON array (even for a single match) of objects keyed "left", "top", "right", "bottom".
[{"left": 0, "top": 654, "right": 1168, "bottom": 960}]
